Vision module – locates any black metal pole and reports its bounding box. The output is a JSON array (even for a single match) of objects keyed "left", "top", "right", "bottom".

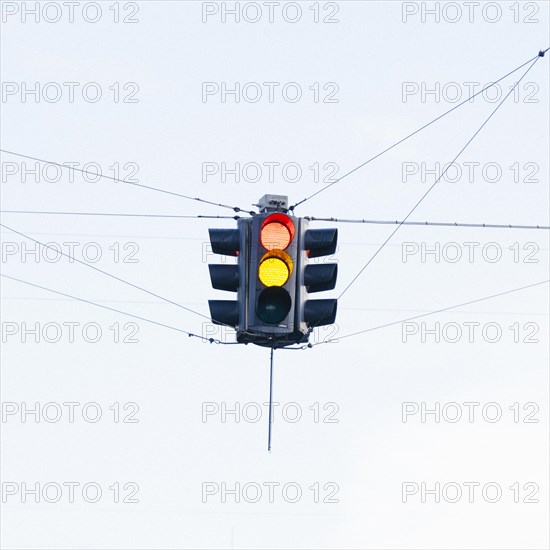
[{"left": 268, "top": 347, "right": 274, "bottom": 452}]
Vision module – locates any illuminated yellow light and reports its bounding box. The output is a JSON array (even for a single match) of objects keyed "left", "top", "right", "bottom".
[
  {"left": 259, "top": 257, "right": 288, "bottom": 286},
  {"left": 258, "top": 250, "right": 294, "bottom": 287}
]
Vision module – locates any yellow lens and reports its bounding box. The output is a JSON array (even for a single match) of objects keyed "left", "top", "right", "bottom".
[
  {"left": 259, "top": 257, "right": 288, "bottom": 286},
  {"left": 258, "top": 250, "right": 293, "bottom": 287}
]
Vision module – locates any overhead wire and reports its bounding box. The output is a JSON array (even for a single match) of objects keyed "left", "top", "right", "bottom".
[
  {"left": 290, "top": 48, "right": 549, "bottom": 211},
  {"left": 311, "top": 279, "right": 549, "bottom": 346},
  {"left": 0, "top": 222, "right": 213, "bottom": 322},
  {"left": 0, "top": 149, "right": 255, "bottom": 215},
  {"left": 0, "top": 210, "right": 240, "bottom": 220},
  {"left": 305, "top": 217, "right": 550, "bottom": 231},
  {"left": 1, "top": 274, "right": 241, "bottom": 345},
  {"left": 336, "top": 55, "right": 542, "bottom": 303}
]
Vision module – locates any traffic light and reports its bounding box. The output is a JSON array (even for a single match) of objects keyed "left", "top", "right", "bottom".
[
  {"left": 208, "top": 226, "right": 241, "bottom": 327},
  {"left": 244, "top": 207, "right": 303, "bottom": 346},
  {"left": 207, "top": 194, "right": 338, "bottom": 347},
  {"left": 300, "top": 225, "right": 338, "bottom": 328}
]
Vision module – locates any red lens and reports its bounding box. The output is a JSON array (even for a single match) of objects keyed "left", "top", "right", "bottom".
[{"left": 260, "top": 214, "right": 295, "bottom": 250}]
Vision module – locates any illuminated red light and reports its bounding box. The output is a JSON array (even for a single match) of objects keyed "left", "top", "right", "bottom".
[{"left": 260, "top": 213, "right": 295, "bottom": 250}]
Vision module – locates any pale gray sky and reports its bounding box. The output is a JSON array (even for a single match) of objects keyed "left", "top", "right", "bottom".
[{"left": 1, "top": 1, "right": 549, "bottom": 548}]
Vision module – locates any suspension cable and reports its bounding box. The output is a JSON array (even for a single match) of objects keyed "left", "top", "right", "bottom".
[
  {"left": 337, "top": 55, "right": 542, "bottom": 302},
  {"left": 305, "top": 216, "right": 550, "bottom": 231},
  {"left": 0, "top": 149, "right": 255, "bottom": 215},
  {"left": 312, "top": 280, "right": 549, "bottom": 346},
  {"left": 0, "top": 210, "right": 241, "bottom": 220},
  {"left": 1, "top": 274, "right": 242, "bottom": 345},
  {"left": 0, "top": 222, "right": 212, "bottom": 321},
  {"left": 290, "top": 48, "right": 549, "bottom": 211}
]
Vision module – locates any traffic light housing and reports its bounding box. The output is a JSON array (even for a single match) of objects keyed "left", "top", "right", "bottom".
[
  {"left": 243, "top": 211, "right": 303, "bottom": 346},
  {"left": 207, "top": 195, "right": 338, "bottom": 347},
  {"left": 208, "top": 227, "right": 241, "bottom": 327},
  {"left": 301, "top": 226, "right": 338, "bottom": 327}
]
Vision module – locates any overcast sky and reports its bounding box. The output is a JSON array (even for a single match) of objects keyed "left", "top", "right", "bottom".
[{"left": 1, "top": 1, "right": 549, "bottom": 549}]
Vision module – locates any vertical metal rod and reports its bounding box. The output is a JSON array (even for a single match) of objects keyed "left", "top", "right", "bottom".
[{"left": 267, "top": 346, "right": 275, "bottom": 452}]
